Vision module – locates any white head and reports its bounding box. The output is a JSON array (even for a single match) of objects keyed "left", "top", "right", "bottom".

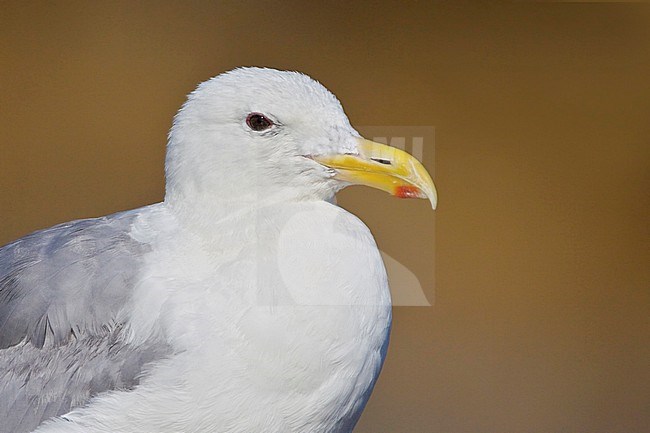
[{"left": 164, "top": 67, "right": 436, "bottom": 218}]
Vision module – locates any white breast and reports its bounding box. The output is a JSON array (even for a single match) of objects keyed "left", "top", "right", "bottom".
[{"left": 36, "top": 201, "right": 392, "bottom": 433}]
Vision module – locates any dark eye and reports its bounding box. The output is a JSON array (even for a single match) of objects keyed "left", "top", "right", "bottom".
[{"left": 246, "top": 113, "right": 273, "bottom": 131}]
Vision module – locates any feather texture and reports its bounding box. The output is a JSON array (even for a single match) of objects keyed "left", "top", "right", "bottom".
[{"left": 0, "top": 210, "right": 173, "bottom": 432}]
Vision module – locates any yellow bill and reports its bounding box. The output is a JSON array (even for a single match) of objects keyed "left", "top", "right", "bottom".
[{"left": 314, "top": 138, "right": 437, "bottom": 209}]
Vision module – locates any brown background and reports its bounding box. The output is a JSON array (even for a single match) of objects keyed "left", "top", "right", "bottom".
[{"left": 1, "top": 2, "right": 648, "bottom": 432}]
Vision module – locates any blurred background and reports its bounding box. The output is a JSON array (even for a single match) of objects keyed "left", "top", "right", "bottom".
[{"left": 1, "top": 2, "right": 648, "bottom": 432}]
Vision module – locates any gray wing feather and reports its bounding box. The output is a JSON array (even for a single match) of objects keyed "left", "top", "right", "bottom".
[
  {"left": 0, "top": 211, "right": 147, "bottom": 348},
  {"left": 0, "top": 210, "right": 173, "bottom": 433}
]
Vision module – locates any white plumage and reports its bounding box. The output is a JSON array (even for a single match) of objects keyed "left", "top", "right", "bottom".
[{"left": 0, "top": 67, "right": 435, "bottom": 433}]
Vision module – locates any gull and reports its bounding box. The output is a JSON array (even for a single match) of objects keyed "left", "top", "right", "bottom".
[{"left": 0, "top": 67, "right": 436, "bottom": 433}]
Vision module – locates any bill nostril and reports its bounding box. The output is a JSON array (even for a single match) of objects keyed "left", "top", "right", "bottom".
[{"left": 370, "top": 158, "right": 392, "bottom": 165}]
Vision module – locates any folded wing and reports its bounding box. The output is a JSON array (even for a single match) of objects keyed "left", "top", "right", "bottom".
[{"left": 0, "top": 211, "right": 172, "bottom": 433}]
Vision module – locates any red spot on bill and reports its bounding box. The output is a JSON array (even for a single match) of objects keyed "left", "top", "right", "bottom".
[{"left": 395, "top": 185, "right": 421, "bottom": 198}]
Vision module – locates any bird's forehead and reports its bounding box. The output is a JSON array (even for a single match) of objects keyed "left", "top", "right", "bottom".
[{"left": 303, "top": 125, "right": 359, "bottom": 155}]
